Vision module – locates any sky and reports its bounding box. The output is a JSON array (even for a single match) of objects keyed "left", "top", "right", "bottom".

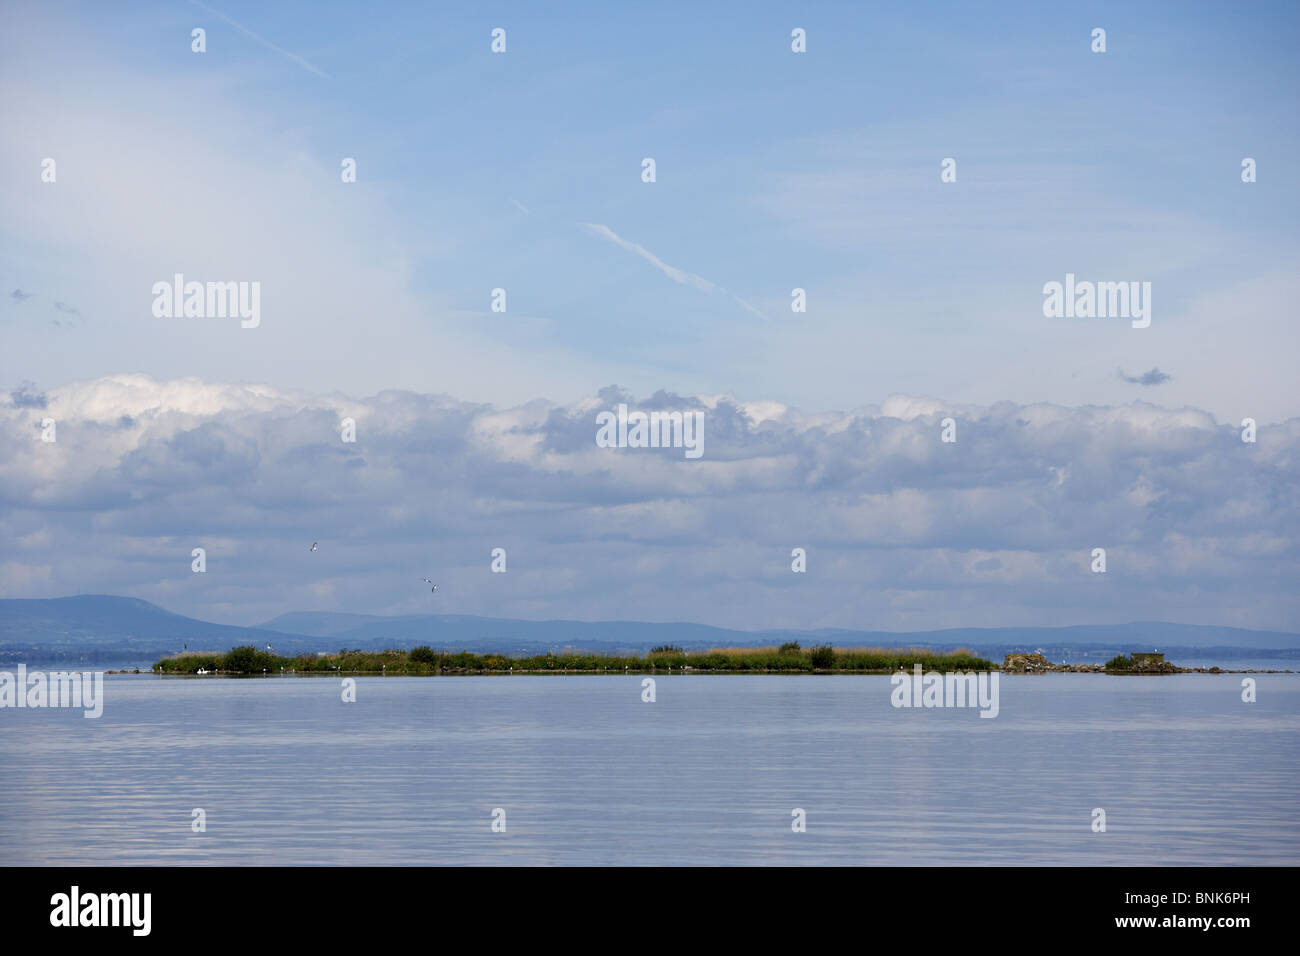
[{"left": 1, "top": 1, "right": 1297, "bottom": 632}]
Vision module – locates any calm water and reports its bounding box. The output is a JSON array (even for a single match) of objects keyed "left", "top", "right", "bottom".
[{"left": 2, "top": 674, "right": 1297, "bottom": 865}]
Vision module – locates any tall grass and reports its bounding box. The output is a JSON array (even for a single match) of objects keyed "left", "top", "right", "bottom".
[{"left": 154, "top": 643, "right": 992, "bottom": 675}]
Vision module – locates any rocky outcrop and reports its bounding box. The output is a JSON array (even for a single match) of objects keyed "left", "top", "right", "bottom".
[
  {"left": 1003, "top": 653, "right": 1057, "bottom": 673},
  {"left": 1003, "top": 653, "right": 1104, "bottom": 673}
]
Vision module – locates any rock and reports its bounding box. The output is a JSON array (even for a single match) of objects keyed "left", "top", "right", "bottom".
[{"left": 1003, "top": 653, "right": 1056, "bottom": 673}]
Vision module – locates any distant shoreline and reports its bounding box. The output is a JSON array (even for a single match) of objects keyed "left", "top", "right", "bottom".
[
  {"left": 152, "top": 643, "right": 992, "bottom": 676},
  {"left": 131, "top": 668, "right": 1295, "bottom": 676}
]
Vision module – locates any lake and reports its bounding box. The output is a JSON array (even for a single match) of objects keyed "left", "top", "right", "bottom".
[{"left": 2, "top": 674, "right": 1296, "bottom": 865}]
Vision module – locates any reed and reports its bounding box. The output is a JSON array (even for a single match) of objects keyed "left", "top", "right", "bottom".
[{"left": 154, "top": 643, "right": 993, "bottom": 675}]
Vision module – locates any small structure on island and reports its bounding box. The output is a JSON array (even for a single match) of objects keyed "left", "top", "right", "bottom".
[{"left": 1131, "top": 652, "right": 1165, "bottom": 664}]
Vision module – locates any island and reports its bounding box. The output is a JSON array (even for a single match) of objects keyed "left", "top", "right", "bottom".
[
  {"left": 148, "top": 645, "right": 1294, "bottom": 676},
  {"left": 152, "top": 642, "right": 993, "bottom": 675},
  {"left": 1001, "top": 652, "right": 1288, "bottom": 674}
]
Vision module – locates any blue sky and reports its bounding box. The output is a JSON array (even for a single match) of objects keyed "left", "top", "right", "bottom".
[
  {"left": 1, "top": 2, "right": 1297, "bottom": 630},
  {"left": 4, "top": 0, "right": 1298, "bottom": 416}
]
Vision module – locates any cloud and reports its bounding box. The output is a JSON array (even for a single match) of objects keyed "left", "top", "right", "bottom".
[
  {"left": 187, "top": 0, "right": 328, "bottom": 77},
  {"left": 48, "top": 301, "right": 84, "bottom": 329},
  {"left": 1, "top": 374, "right": 1294, "bottom": 632},
  {"left": 1119, "top": 367, "right": 1172, "bottom": 386},
  {"left": 583, "top": 223, "right": 769, "bottom": 320},
  {"left": 8, "top": 382, "right": 46, "bottom": 409},
  {"left": 5, "top": 292, "right": 82, "bottom": 327}
]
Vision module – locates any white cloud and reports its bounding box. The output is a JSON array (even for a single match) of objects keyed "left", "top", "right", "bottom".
[{"left": 2, "top": 374, "right": 1296, "bottom": 632}]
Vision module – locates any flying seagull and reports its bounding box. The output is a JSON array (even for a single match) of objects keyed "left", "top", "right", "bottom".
[
  {"left": 310, "top": 542, "right": 317, "bottom": 551},
  {"left": 422, "top": 578, "right": 438, "bottom": 592}
]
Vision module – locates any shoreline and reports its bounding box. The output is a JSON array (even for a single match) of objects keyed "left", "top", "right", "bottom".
[
  {"left": 140, "top": 645, "right": 1296, "bottom": 677},
  {"left": 122, "top": 666, "right": 1297, "bottom": 676}
]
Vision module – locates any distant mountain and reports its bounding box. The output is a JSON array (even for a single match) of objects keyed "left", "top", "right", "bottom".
[
  {"left": 0, "top": 595, "right": 304, "bottom": 662},
  {"left": 257, "top": 611, "right": 762, "bottom": 652},
  {"left": 258, "top": 611, "right": 1300, "bottom": 653},
  {"left": 1, "top": 595, "right": 1297, "bottom": 664},
  {"left": 258, "top": 611, "right": 390, "bottom": 638},
  {"left": 809, "top": 621, "right": 1300, "bottom": 651}
]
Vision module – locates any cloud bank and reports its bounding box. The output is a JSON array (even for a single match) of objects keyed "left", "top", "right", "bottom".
[{"left": 1, "top": 374, "right": 1295, "bottom": 632}]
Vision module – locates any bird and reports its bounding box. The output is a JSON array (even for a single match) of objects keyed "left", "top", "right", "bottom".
[
  {"left": 266, "top": 643, "right": 273, "bottom": 651},
  {"left": 422, "top": 578, "right": 438, "bottom": 592},
  {"left": 310, "top": 542, "right": 317, "bottom": 552}
]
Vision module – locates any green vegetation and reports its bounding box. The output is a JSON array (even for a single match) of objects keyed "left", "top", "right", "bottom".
[
  {"left": 1105, "top": 654, "right": 1135, "bottom": 671},
  {"left": 154, "top": 644, "right": 992, "bottom": 675},
  {"left": 220, "top": 645, "right": 281, "bottom": 673},
  {"left": 809, "top": 644, "right": 835, "bottom": 669}
]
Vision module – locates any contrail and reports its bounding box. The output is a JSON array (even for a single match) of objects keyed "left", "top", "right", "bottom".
[
  {"left": 583, "top": 223, "right": 715, "bottom": 292},
  {"left": 583, "top": 222, "right": 769, "bottom": 320},
  {"left": 188, "top": 0, "right": 329, "bottom": 78}
]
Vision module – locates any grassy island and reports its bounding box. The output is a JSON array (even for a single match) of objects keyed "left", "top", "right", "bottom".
[
  {"left": 153, "top": 642, "right": 992, "bottom": 675},
  {"left": 1103, "top": 652, "right": 1177, "bottom": 674}
]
